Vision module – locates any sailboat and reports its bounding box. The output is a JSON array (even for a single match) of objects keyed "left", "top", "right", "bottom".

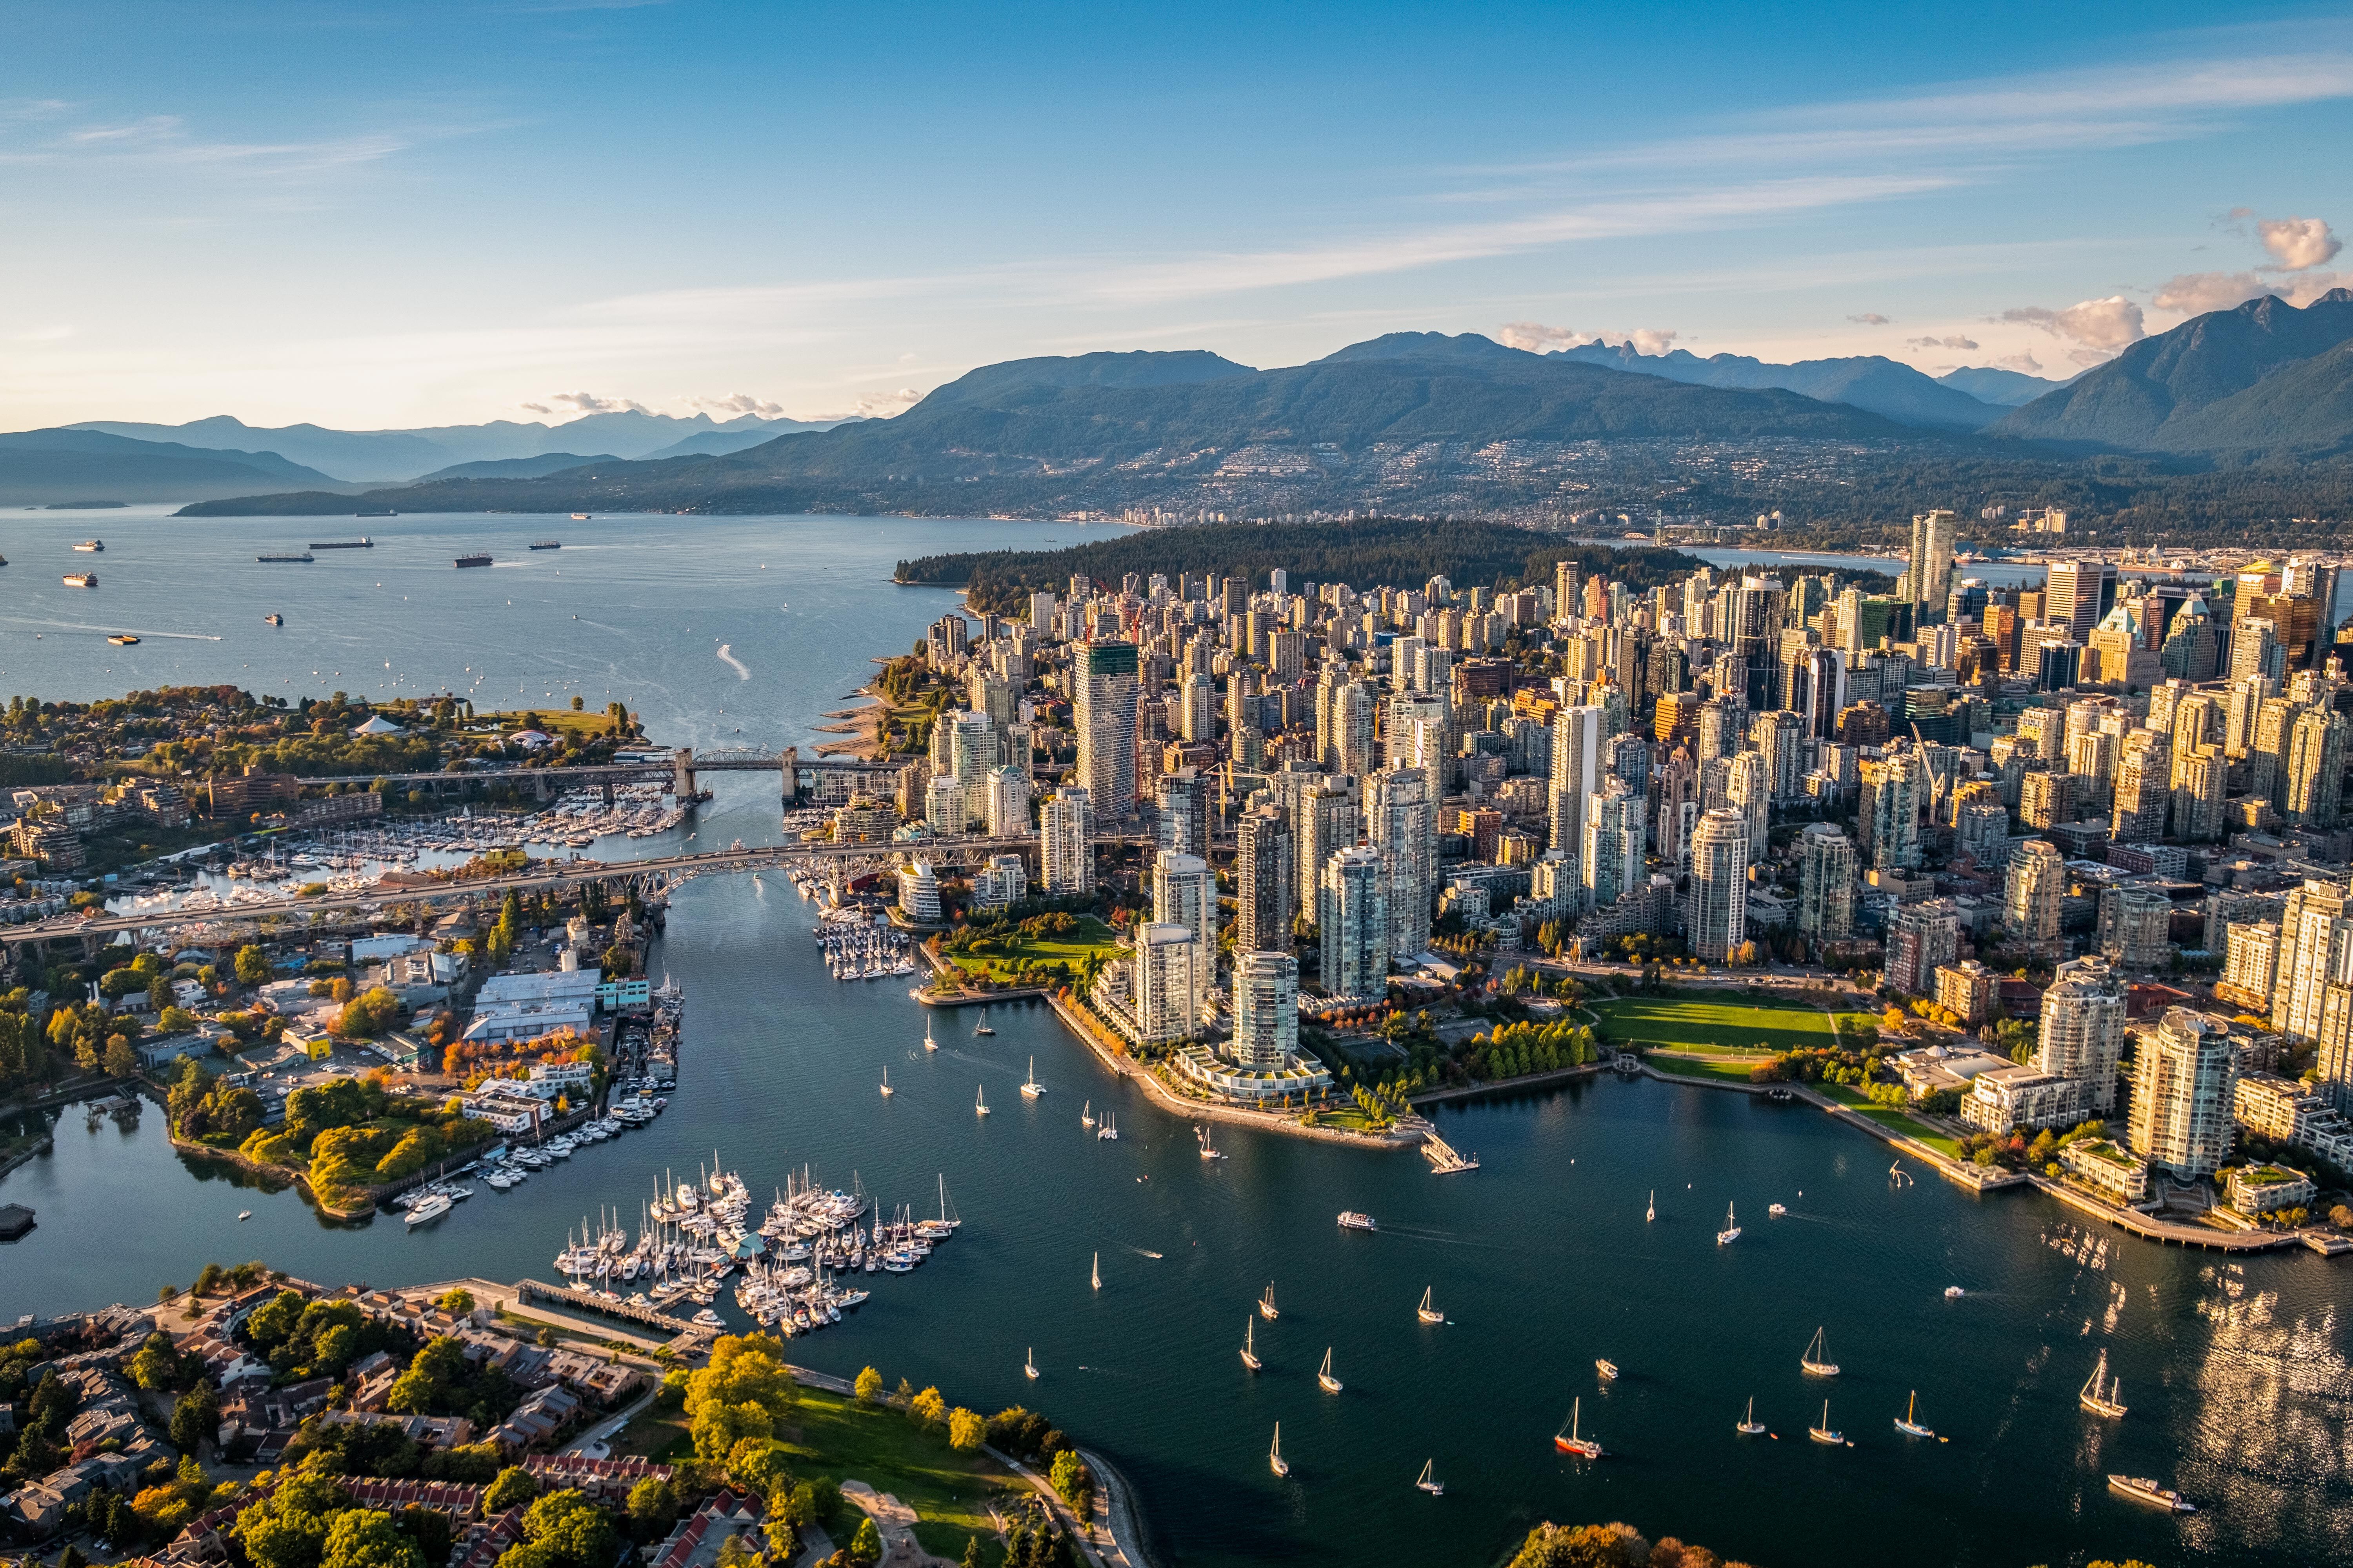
[
  {"left": 879, "top": 1067, "right": 893, "bottom": 1097},
  {"left": 1417, "top": 1286, "right": 1444, "bottom": 1325},
  {"left": 1716, "top": 1201, "right": 1741, "bottom": 1246},
  {"left": 1736, "top": 1397, "right": 1767, "bottom": 1436},
  {"left": 975, "top": 1085, "right": 991, "bottom": 1117},
  {"left": 1269, "top": 1423, "right": 1289, "bottom": 1477},
  {"left": 1317, "top": 1347, "right": 1343, "bottom": 1394},
  {"left": 1415, "top": 1459, "right": 1444, "bottom": 1496},
  {"left": 1260, "top": 1283, "right": 1280, "bottom": 1321},
  {"left": 1021, "top": 1057, "right": 1044, "bottom": 1097},
  {"left": 974, "top": 1008, "right": 995, "bottom": 1037},
  {"left": 1646, "top": 1190, "right": 1655, "bottom": 1223},
  {"left": 1554, "top": 1397, "right": 1603, "bottom": 1457},
  {"left": 1240, "top": 1318, "right": 1261, "bottom": 1371},
  {"left": 1097, "top": 1110, "right": 1118, "bottom": 1140},
  {"left": 1801, "top": 1326, "right": 1840, "bottom": 1376},
  {"left": 2080, "top": 1350, "right": 2128, "bottom": 1418},
  {"left": 1024, "top": 1347, "right": 1038, "bottom": 1380},
  {"left": 1894, "top": 1390, "right": 1935, "bottom": 1439},
  {"left": 1092, "top": 1252, "right": 1102, "bottom": 1291},
  {"left": 923, "top": 1017, "right": 938, "bottom": 1052},
  {"left": 1082, "top": 1099, "right": 1095, "bottom": 1128},
  {"left": 1198, "top": 1125, "right": 1226, "bottom": 1160},
  {"left": 1808, "top": 1400, "right": 1845, "bottom": 1445}
]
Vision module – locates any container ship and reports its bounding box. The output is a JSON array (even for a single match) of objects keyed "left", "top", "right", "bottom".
[
  {"left": 258, "top": 553, "right": 315, "bottom": 563},
  {"left": 310, "top": 537, "right": 374, "bottom": 549},
  {"left": 455, "top": 554, "right": 493, "bottom": 568},
  {"left": 529, "top": 541, "right": 562, "bottom": 550},
  {"left": 357, "top": 509, "right": 398, "bottom": 518}
]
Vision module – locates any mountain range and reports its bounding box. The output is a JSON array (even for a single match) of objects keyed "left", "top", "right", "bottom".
[{"left": 15, "top": 290, "right": 2353, "bottom": 522}]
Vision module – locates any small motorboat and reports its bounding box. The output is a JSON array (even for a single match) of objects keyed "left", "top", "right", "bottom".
[
  {"left": 1595, "top": 1358, "right": 1619, "bottom": 1381},
  {"left": 2107, "top": 1475, "right": 2195, "bottom": 1513},
  {"left": 1944, "top": 1285, "right": 1965, "bottom": 1299},
  {"left": 237, "top": 1210, "right": 253, "bottom": 1221},
  {"left": 1768, "top": 1202, "right": 1787, "bottom": 1217}
]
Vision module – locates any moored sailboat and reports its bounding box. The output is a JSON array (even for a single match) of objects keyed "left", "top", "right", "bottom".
[
  {"left": 879, "top": 1067, "right": 893, "bottom": 1097},
  {"left": 1736, "top": 1396, "right": 1766, "bottom": 1436},
  {"left": 1024, "top": 1347, "right": 1038, "bottom": 1380},
  {"left": 1801, "top": 1326, "right": 1840, "bottom": 1376},
  {"left": 1240, "top": 1318, "right": 1261, "bottom": 1371},
  {"left": 1645, "top": 1190, "right": 1655, "bottom": 1222},
  {"left": 1021, "top": 1057, "right": 1044, "bottom": 1097},
  {"left": 1081, "top": 1099, "right": 1095, "bottom": 1128},
  {"left": 2080, "top": 1350, "right": 2127, "bottom": 1418},
  {"left": 1554, "top": 1397, "right": 1602, "bottom": 1457},
  {"left": 1317, "top": 1347, "right": 1343, "bottom": 1394},
  {"left": 1808, "top": 1400, "right": 1845, "bottom": 1444},
  {"left": 1417, "top": 1286, "right": 1443, "bottom": 1325},
  {"left": 974, "top": 1008, "right": 994, "bottom": 1037},
  {"left": 1415, "top": 1459, "right": 1444, "bottom": 1496},
  {"left": 1092, "top": 1252, "right": 1101, "bottom": 1291},
  {"left": 923, "top": 1018, "right": 937, "bottom": 1052},
  {"left": 975, "top": 1085, "right": 991, "bottom": 1117},
  {"left": 1269, "top": 1423, "right": 1289, "bottom": 1477},
  {"left": 1259, "top": 1283, "right": 1279, "bottom": 1321},
  {"left": 1894, "top": 1390, "right": 1935, "bottom": 1439},
  {"left": 1717, "top": 1201, "right": 1741, "bottom": 1245}
]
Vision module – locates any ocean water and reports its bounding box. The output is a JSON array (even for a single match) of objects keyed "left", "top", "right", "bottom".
[{"left": 2, "top": 508, "right": 2349, "bottom": 1567}]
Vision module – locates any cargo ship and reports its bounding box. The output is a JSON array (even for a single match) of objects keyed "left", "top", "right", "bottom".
[
  {"left": 310, "top": 538, "right": 373, "bottom": 549},
  {"left": 455, "top": 554, "right": 493, "bottom": 568},
  {"left": 356, "top": 509, "right": 398, "bottom": 518},
  {"left": 258, "top": 553, "right": 315, "bottom": 563},
  {"left": 73, "top": 540, "right": 104, "bottom": 552},
  {"left": 529, "top": 541, "right": 562, "bottom": 550},
  {"left": 62, "top": 572, "right": 97, "bottom": 587}
]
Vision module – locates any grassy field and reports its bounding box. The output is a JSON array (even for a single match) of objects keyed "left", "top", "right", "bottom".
[
  {"left": 944, "top": 917, "right": 1125, "bottom": 985},
  {"left": 613, "top": 1386, "right": 1018, "bottom": 1564},
  {"left": 1815, "top": 1084, "right": 1965, "bottom": 1157},
  {"left": 1644, "top": 1052, "right": 1769, "bottom": 1086},
  {"left": 1589, "top": 995, "right": 1842, "bottom": 1055}
]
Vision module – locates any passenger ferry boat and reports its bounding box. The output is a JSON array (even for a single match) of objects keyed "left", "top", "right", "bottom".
[{"left": 1336, "top": 1210, "right": 1377, "bottom": 1231}]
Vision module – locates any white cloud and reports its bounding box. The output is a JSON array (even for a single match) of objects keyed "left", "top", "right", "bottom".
[
  {"left": 686, "top": 392, "right": 790, "bottom": 420},
  {"left": 1848, "top": 312, "right": 1891, "bottom": 325},
  {"left": 854, "top": 387, "right": 923, "bottom": 417},
  {"left": 2000, "top": 296, "right": 2145, "bottom": 355},
  {"left": 1907, "top": 334, "right": 1979, "bottom": 349},
  {"left": 2152, "top": 268, "right": 2353, "bottom": 313},
  {"left": 1496, "top": 322, "right": 1593, "bottom": 352},
  {"left": 2258, "top": 215, "right": 2342, "bottom": 271},
  {"left": 526, "top": 392, "right": 655, "bottom": 417},
  {"left": 1998, "top": 351, "right": 2045, "bottom": 373}
]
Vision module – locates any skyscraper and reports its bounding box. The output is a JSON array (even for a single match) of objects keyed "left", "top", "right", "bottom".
[
  {"left": 1178, "top": 671, "right": 1215, "bottom": 742},
  {"left": 1858, "top": 752, "right": 1920, "bottom": 869},
  {"left": 1235, "top": 802, "right": 1295, "bottom": 955},
  {"left": 1796, "top": 822, "right": 1855, "bottom": 948},
  {"left": 1369, "top": 766, "right": 1433, "bottom": 960},
  {"left": 1907, "top": 510, "right": 1957, "bottom": 625},
  {"left": 1318, "top": 845, "right": 1389, "bottom": 1000},
  {"left": 1333, "top": 680, "right": 1378, "bottom": 778},
  {"left": 1547, "top": 705, "right": 1603, "bottom": 869},
  {"left": 2110, "top": 728, "right": 2171, "bottom": 842},
  {"left": 1581, "top": 778, "right": 1645, "bottom": 911},
  {"left": 2269, "top": 879, "right": 2353, "bottom": 1044},
  {"left": 2045, "top": 560, "right": 2118, "bottom": 643},
  {"left": 1297, "top": 782, "right": 1359, "bottom": 926},
  {"left": 1230, "top": 952, "right": 1300, "bottom": 1072},
  {"left": 1726, "top": 749, "right": 1771, "bottom": 849},
  {"left": 2285, "top": 705, "right": 2347, "bottom": 828},
  {"left": 1152, "top": 849, "right": 1216, "bottom": 958},
  {"left": 2038, "top": 956, "right": 2126, "bottom": 1114},
  {"left": 1072, "top": 640, "right": 1138, "bottom": 821},
  {"left": 2128, "top": 1008, "right": 2237, "bottom": 1177},
  {"left": 2004, "top": 839, "right": 2065, "bottom": 958},
  {"left": 1687, "top": 808, "right": 1748, "bottom": 962},
  {"left": 1041, "top": 788, "right": 1093, "bottom": 893},
  {"left": 1155, "top": 768, "right": 1209, "bottom": 858},
  {"left": 1133, "top": 923, "right": 1201, "bottom": 1045}
]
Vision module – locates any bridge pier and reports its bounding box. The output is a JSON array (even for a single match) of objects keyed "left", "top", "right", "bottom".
[
  {"left": 533, "top": 773, "right": 549, "bottom": 802},
  {"left": 673, "top": 747, "right": 696, "bottom": 800},
  {"left": 601, "top": 780, "right": 615, "bottom": 807},
  {"left": 780, "top": 747, "right": 800, "bottom": 805}
]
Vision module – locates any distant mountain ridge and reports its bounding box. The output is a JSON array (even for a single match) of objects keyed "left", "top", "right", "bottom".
[
  {"left": 62, "top": 409, "right": 855, "bottom": 481},
  {"left": 1993, "top": 290, "right": 2353, "bottom": 454},
  {"left": 0, "top": 427, "right": 347, "bottom": 505},
  {"left": 1548, "top": 341, "right": 2015, "bottom": 431}
]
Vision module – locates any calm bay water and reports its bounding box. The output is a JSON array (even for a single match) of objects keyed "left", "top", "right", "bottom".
[{"left": 2, "top": 508, "right": 2350, "bottom": 1567}]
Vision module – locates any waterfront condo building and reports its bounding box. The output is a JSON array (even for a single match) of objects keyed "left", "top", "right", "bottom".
[
  {"left": 1133, "top": 923, "right": 1201, "bottom": 1045},
  {"left": 1041, "top": 787, "right": 1094, "bottom": 894},
  {"left": 1152, "top": 849, "right": 1217, "bottom": 1007},
  {"left": 2128, "top": 1007, "right": 2238, "bottom": 1178},
  {"left": 1073, "top": 640, "right": 1139, "bottom": 821},
  {"left": 2004, "top": 839, "right": 2066, "bottom": 957},
  {"left": 2038, "top": 956, "right": 2126, "bottom": 1114},
  {"left": 896, "top": 861, "right": 942, "bottom": 923},
  {"left": 1235, "top": 802, "right": 1294, "bottom": 955},
  {"left": 1230, "top": 951, "right": 1301, "bottom": 1072}
]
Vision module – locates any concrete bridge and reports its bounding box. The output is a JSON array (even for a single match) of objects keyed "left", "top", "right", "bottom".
[
  {"left": 285, "top": 746, "right": 905, "bottom": 804},
  {"left": 3, "top": 832, "right": 1160, "bottom": 966}
]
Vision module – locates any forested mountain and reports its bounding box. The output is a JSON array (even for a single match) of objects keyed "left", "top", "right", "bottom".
[
  {"left": 1934, "top": 366, "right": 2068, "bottom": 406},
  {"left": 0, "top": 427, "right": 347, "bottom": 504},
  {"left": 1993, "top": 291, "right": 2353, "bottom": 452}
]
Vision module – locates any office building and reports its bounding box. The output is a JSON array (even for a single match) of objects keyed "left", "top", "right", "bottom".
[
  {"left": 2045, "top": 560, "right": 2118, "bottom": 642},
  {"left": 1906, "top": 509, "right": 1957, "bottom": 624}
]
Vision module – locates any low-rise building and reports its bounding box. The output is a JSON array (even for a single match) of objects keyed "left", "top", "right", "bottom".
[
  {"left": 2232, "top": 1072, "right": 2353, "bottom": 1168},
  {"left": 2224, "top": 1163, "right": 2315, "bottom": 1216},
  {"left": 1959, "top": 1064, "right": 2084, "bottom": 1134},
  {"left": 459, "top": 1090, "right": 548, "bottom": 1137},
  {"left": 1934, "top": 959, "right": 2000, "bottom": 1026},
  {"left": 462, "top": 969, "right": 602, "bottom": 1045},
  {"left": 2061, "top": 1136, "right": 2150, "bottom": 1203}
]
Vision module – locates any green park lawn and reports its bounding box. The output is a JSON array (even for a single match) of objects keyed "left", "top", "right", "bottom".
[
  {"left": 1642, "top": 1052, "right": 1771, "bottom": 1086},
  {"left": 1814, "top": 1083, "right": 1964, "bottom": 1157},
  {"left": 613, "top": 1386, "right": 1018, "bottom": 1564},
  {"left": 1588, "top": 995, "right": 1840, "bottom": 1056},
  {"left": 944, "top": 917, "right": 1125, "bottom": 986}
]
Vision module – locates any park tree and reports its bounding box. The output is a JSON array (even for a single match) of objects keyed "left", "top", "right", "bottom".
[
  {"left": 235, "top": 945, "right": 271, "bottom": 986},
  {"left": 435, "top": 1289, "right": 474, "bottom": 1315},
  {"left": 853, "top": 1365, "right": 883, "bottom": 1403},
  {"left": 908, "top": 1386, "right": 946, "bottom": 1427},
  {"left": 847, "top": 1517, "right": 883, "bottom": 1567},
  {"left": 947, "top": 1407, "right": 986, "bottom": 1452},
  {"left": 682, "top": 1334, "right": 797, "bottom": 1463}
]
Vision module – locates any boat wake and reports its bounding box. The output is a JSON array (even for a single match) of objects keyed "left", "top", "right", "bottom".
[
  {"left": 1127, "top": 1247, "right": 1164, "bottom": 1260},
  {"left": 716, "top": 643, "right": 751, "bottom": 680}
]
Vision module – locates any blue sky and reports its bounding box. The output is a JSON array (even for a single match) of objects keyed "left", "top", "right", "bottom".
[{"left": 5, "top": 0, "right": 2353, "bottom": 430}]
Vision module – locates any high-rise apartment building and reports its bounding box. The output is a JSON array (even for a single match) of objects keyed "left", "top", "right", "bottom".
[
  {"left": 2271, "top": 879, "right": 2353, "bottom": 1044},
  {"left": 1796, "top": 823, "right": 1856, "bottom": 947},
  {"left": 1581, "top": 778, "right": 1645, "bottom": 911},
  {"left": 2038, "top": 956, "right": 2126, "bottom": 1114},
  {"left": 1885, "top": 898, "right": 1960, "bottom": 996},
  {"left": 1547, "top": 705, "right": 1603, "bottom": 870},
  {"left": 1687, "top": 808, "right": 1748, "bottom": 962},
  {"left": 1318, "top": 846, "right": 1389, "bottom": 1000},
  {"left": 1041, "top": 787, "right": 1094, "bottom": 894},
  {"left": 2110, "top": 729, "right": 2171, "bottom": 842},
  {"left": 2128, "top": 1008, "right": 2237, "bottom": 1177},
  {"left": 1155, "top": 768, "right": 1209, "bottom": 858},
  {"left": 1073, "top": 640, "right": 1139, "bottom": 821},
  {"left": 1369, "top": 766, "right": 1433, "bottom": 960},
  {"left": 1297, "top": 783, "right": 1358, "bottom": 925},
  {"left": 1235, "top": 802, "right": 1295, "bottom": 955},
  {"left": 1178, "top": 672, "right": 1215, "bottom": 742},
  {"left": 1906, "top": 510, "right": 1957, "bottom": 625},
  {"left": 1858, "top": 752, "right": 1920, "bottom": 869},
  {"left": 1230, "top": 952, "right": 1300, "bottom": 1072},
  {"left": 984, "top": 766, "right": 1031, "bottom": 838},
  {"left": 2285, "top": 706, "right": 2347, "bottom": 828},
  {"left": 2005, "top": 839, "right": 2066, "bottom": 956},
  {"left": 1133, "top": 923, "right": 1202, "bottom": 1045}
]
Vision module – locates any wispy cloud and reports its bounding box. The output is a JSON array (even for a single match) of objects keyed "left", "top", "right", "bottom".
[{"left": 0, "top": 110, "right": 407, "bottom": 176}]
